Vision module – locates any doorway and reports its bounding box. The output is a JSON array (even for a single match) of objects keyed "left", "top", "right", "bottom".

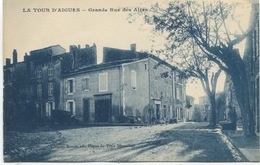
[
  {"left": 83, "top": 99, "right": 90, "bottom": 124},
  {"left": 94, "top": 94, "right": 112, "bottom": 122},
  {"left": 156, "top": 104, "right": 160, "bottom": 120}
]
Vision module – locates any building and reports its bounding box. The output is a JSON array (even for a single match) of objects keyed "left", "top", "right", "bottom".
[
  {"left": 224, "top": 3, "right": 259, "bottom": 132},
  {"left": 186, "top": 95, "right": 195, "bottom": 121},
  {"left": 224, "top": 75, "right": 242, "bottom": 121},
  {"left": 60, "top": 45, "right": 186, "bottom": 124},
  {"left": 4, "top": 43, "right": 186, "bottom": 126},
  {"left": 3, "top": 43, "right": 97, "bottom": 128},
  {"left": 199, "top": 93, "right": 227, "bottom": 123},
  {"left": 199, "top": 96, "right": 211, "bottom": 122},
  {"left": 193, "top": 104, "right": 202, "bottom": 122},
  {"left": 4, "top": 50, "right": 35, "bottom": 127},
  {"left": 243, "top": 3, "right": 259, "bottom": 132}
]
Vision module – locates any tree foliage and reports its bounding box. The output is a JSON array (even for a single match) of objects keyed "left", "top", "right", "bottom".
[{"left": 138, "top": 0, "right": 256, "bottom": 136}]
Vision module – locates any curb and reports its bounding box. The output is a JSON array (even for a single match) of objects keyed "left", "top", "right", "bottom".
[{"left": 222, "top": 130, "right": 249, "bottom": 162}]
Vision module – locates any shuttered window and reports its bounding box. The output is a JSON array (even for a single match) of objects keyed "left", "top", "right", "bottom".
[
  {"left": 66, "top": 100, "right": 75, "bottom": 115},
  {"left": 48, "top": 82, "right": 54, "bottom": 96},
  {"left": 82, "top": 77, "right": 90, "bottom": 91},
  {"left": 45, "top": 101, "right": 55, "bottom": 116},
  {"left": 131, "top": 70, "right": 137, "bottom": 89},
  {"left": 37, "top": 84, "right": 42, "bottom": 97},
  {"left": 65, "top": 78, "right": 75, "bottom": 94},
  {"left": 99, "top": 73, "right": 108, "bottom": 92},
  {"left": 48, "top": 63, "right": 53, "bottom": 76}
]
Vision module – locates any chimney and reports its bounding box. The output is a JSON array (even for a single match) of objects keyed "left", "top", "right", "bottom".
[
  {"left": 6, "top": 58, "right": 11, "bottom": 66},
  {"left": 130, "top": 44, "right": 136, "bottom": 52},
  {"left": 13, "top": 49, "right": 17, "bottom": 64},
  {"left": 85, "top": 44, "right": 89, "bottom": 48},
  {"left": 24, "top": 53, "right": 29, "bottom": 61},
  {"left": 69, "top": 45, "right": 74, "bottom": 53},
  {"left": 69, "top": 45, "right": 79, "bottom": 69},
  {"left": 78, "top": 45, "right": 81, "bottom": 49}
]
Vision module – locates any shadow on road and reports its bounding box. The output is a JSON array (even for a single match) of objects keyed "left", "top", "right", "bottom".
[{"left": 61, "top": 123, "right": 241, "bottom": 162}]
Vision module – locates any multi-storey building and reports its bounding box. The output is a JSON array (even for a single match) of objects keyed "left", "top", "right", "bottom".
[
  {"left": 243, "top": 3, "right": 259, "bottom": 132},
  {"left": 186, "top": 95, "right": 195, "bottom": 121},
  {"left": 224, "top": 3, "right": 259, "bottom": 132},
  {"left": 4, "top": 43, "right": 186, "bottom": 126},
  {"left": 199, "top": 93, "right": 227, "bottom": 123},
  {"left": 3, "top": 43, "right": 97, "bottom": 127},
  {"left": 199, "top": 96, "right": 211, "bottom": 122},
  {"left": 60, "top": 45, "right": 186, "bottom": 124},
  {"left": 224, "top": 75, "right": 242, "bottom": 121}
]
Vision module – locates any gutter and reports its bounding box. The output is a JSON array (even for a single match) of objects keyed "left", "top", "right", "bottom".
[{"left": 221, "top": 130, "right": 248, "bottom": 162}]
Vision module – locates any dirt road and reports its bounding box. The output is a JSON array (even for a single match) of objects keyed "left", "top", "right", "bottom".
[{"left": 4, "top": 122, "right": 244, "bottom": 162}]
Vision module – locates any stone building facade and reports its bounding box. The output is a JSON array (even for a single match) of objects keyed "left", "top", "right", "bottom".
[
  {"left": 4, "top": 43, "right": 97, "bottom": 127},
  {"left": 224, "top": 3, "right": 259, "bottom": 132},
  {"left": 243, "top": 3, "right": 259, "bottom": 132},
  {"left": 199, "top": 93, "right": 227, "bottom": 123},
  {"left": 60, "top": 45, "right": 186, "bottom": 124},
  {"left": 4, "top": 43, "right": 186, "bottom": 126},
  {"left": 186, "top": 95, "right": 195, "bottom": 121}
]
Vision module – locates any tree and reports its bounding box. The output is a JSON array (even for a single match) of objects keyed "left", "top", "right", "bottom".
[
  {"left": 163, "top": 39, "right": 221, "bottom": 127},
  {"left": 141, "top": 0, "right": 256, "bottom": 136}
]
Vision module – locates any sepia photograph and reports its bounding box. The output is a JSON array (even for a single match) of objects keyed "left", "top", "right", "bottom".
[{"left": 2, "top": 0, "right": 259, "bottom": 163}]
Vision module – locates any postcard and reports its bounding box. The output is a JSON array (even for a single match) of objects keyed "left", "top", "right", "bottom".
[{"left": 2, "top": 0, "right": 259, "bottom": 163}]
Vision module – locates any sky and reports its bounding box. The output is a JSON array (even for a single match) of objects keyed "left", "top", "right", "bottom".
[{"left": 2, "top": 0, "right": 252, "bottom": 103}]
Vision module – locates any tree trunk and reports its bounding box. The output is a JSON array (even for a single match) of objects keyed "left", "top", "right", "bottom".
[
  {"left": 209, "top": 94, "right": 217, "bottom": 128},
  {"left": 229, "top": 54, "right": 256, "bottom": 137}
]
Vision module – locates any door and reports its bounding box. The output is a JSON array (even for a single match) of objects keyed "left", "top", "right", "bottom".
[
  {"left": 94, "top": 94, "right": 111, "bottom": 122},
  {"left": 156, "top": 104, "right": 160, "bottom": 120},
  {"left": 83, "top": 99, "right": 90, "bottom": 124}
]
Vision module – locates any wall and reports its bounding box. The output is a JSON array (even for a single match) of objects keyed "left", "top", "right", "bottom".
[
  {"left": 60, "top": 66, "right": 121, "bottom": 123},
  {"left": 122, "top": 59, "right": 150, "bottom": 123},
  {"left": 148, "top": 58, "right": 175, "bottom": 122}
]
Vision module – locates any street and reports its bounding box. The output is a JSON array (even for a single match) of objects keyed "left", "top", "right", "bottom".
[{"left": 4, "top": 122, "right": 244, "bottom": 162}]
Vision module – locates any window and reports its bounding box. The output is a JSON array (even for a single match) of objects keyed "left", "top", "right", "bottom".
[
  {"left": 176, "top": 87, "right": 182, "bottom": 100},
  {"left": 99, "top": 73, "right": 108, "bottom": 92},
  {"left": 48, "top": 64, "right": 53, "bottom": 76},
  {"left": 165, "top": 84, "right": 167, "bottom": 98},
  {"left": 45, "top": 101, "right": 55, "bottom": 116},
  {"left": 131, "top": 70, "right": 137, "bottom": 89},
  {"left": 36, "top": 66, "right": 42, "bottom": 78},
  {"left": 82, "top": 77, "right": 90, "bottom": 91},
  {"left": 37, "top": 84, "right": 42, "bottom": 97},
  {"left": 48, "top": 82, "right": 54, "bottom": 96},
  {"left": 154, "top": 79, "right": 158, "bottom": 95},
  {"left": 4, "top": 70, "right": 12, "bottom": 83},
  {"left": 66, "top": 100, "right": 75, "bottom": 115},
  {"left": 66, "top": 78, "right": 75, "bottom": 94},
  {"left": 254, "top": 26, "right": 259, "bottom": 60},
  {"left": 144, "top": 64, "right": 147, "bottom": 70},
  {"left": 176, "top": 75, "right": 181, "bottom": 83},
  {"left": 163, "top": 105, "right": 167, "bottom": 118}
]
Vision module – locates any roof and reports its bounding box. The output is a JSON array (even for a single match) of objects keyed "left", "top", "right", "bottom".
[
  {"left": 63, "top": 48, "right": 183, "bottom": 77},
  {"left": 103, "top": 47, "right": 148, "bottom": 63},
  {"left": 62, "top": 59, "right": 137, "bottom": 77},
  {"left": 30, "top": 45, "right": 64, "bottom": 53}
]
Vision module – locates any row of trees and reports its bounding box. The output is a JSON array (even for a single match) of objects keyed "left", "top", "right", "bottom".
[{"left": 131, "top": 0, "right": 257, "bottom": 136}]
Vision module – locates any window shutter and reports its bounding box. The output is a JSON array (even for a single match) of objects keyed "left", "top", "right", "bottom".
[
  {"left": 73, "top": 79, "right": 76, "bottom": 93},
  {"left": 53, "top": 102, "right": 55, "bottom": 110},
  {"left": 131, "top": 70, "right": 137, "bottom": 88},
  {"left": 65, "top": 80, "right": 68, "bottom": 94},
  {"left": 86, "top": 78, "right": 89, "bottom": 89},
  {"left": 52, "top": 82, "right": 54, "bottom": 95},
  {"left": 45, "top": 102, "right": 48, "bottom": 116},
  {"left": 73, "top": 101, "right": 76, "bottom": 115},
  {"left": 82, "top": 78, "right": 85, "bottom": 90}
]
